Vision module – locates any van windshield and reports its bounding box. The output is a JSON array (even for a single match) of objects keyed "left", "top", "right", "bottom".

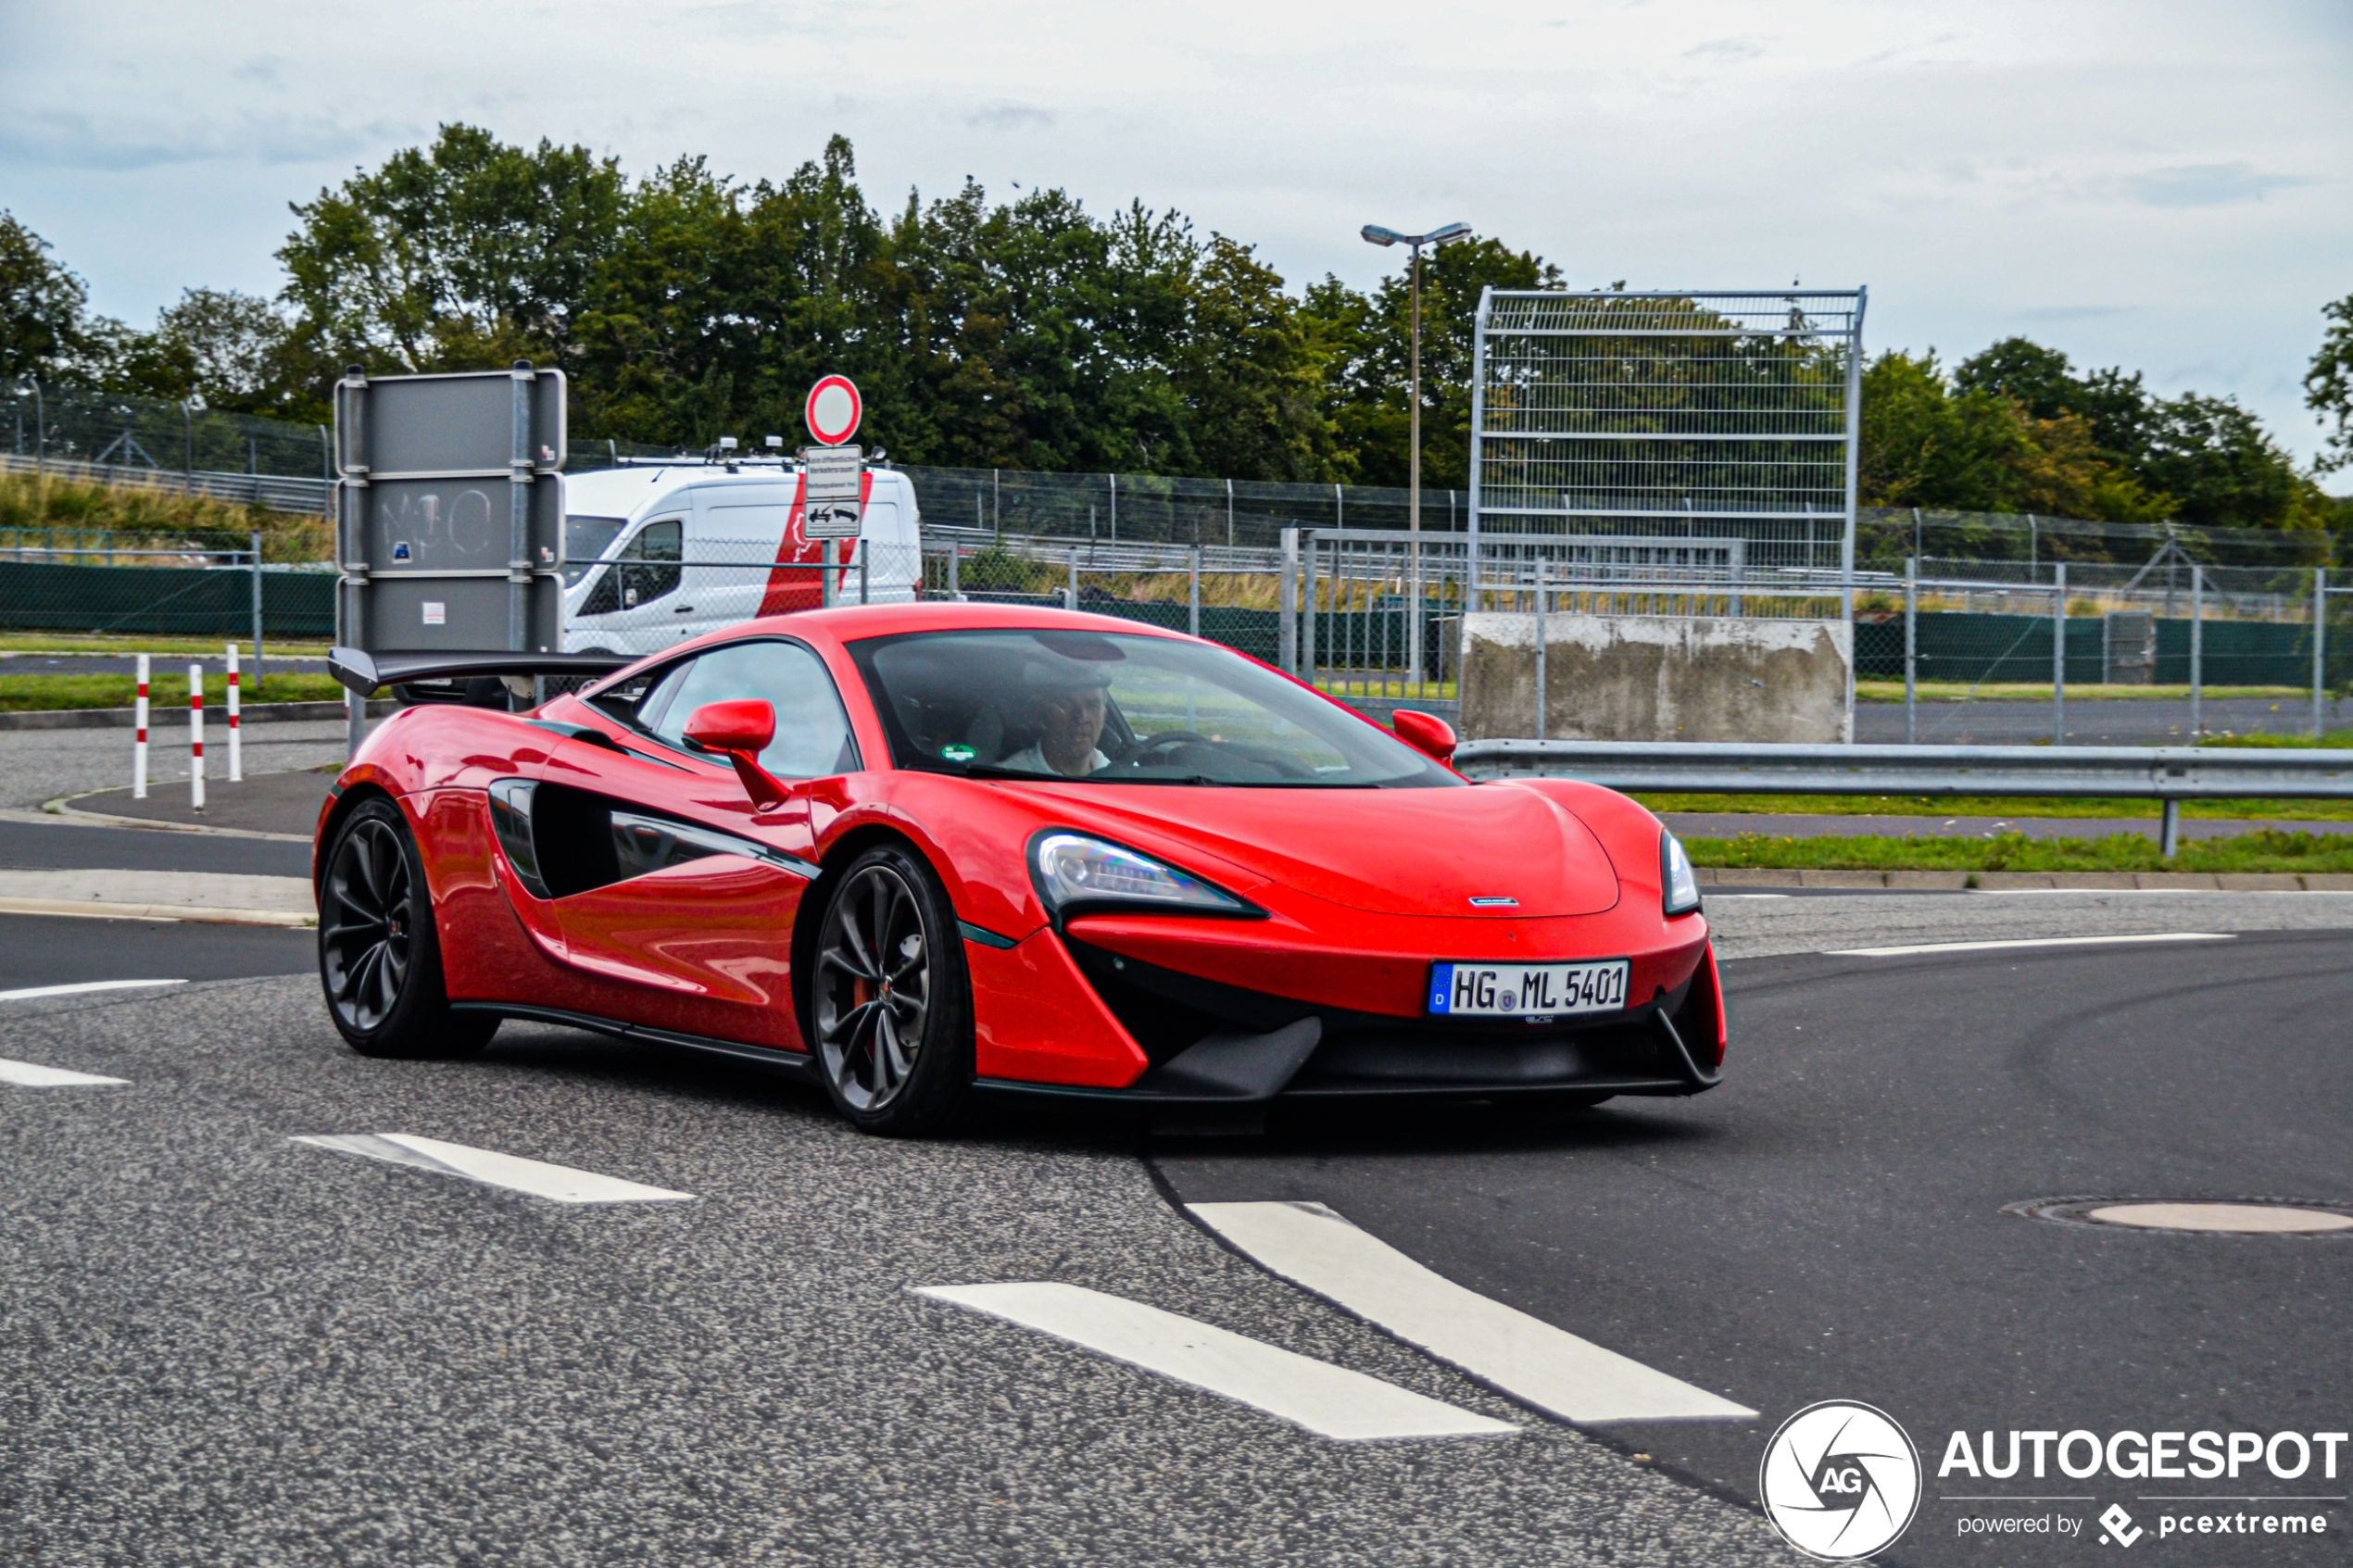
[
  {"left": 848, "top": 628, "right": 1459, "bottom": 788},
  {"left": 564, "top": 515, "right": 627, "bottom": 585}
]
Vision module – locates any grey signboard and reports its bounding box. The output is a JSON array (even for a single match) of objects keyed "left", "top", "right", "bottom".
[
  {"left": 333, "top": 364, "right": 569, "bottom": 657},
  {"left": 800, "top": 445, "right": 864, "bottom": 539}
]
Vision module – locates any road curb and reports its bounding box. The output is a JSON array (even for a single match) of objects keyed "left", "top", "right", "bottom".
[
  {"left": 0, "top": 895, "right": 313, "bottom": 927},
  {"left": 39, "top": 786, "right": 320, "bottom": 843},
  {"left": 0, "top": 699, "right": 396, "bottom": 731},
  {"left": 1696, "top": 867, "right": 2353, "bottom": 892}
]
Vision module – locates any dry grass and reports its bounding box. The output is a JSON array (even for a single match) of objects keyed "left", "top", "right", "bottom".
[{"left": 0, "top": 470, "right": 331, "bottom": 563}]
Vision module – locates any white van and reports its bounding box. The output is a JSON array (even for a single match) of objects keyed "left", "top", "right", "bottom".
[{"left": 559, "top": 460, "right": 922, "bottom": 656}]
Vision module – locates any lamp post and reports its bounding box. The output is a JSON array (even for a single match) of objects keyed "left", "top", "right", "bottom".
[{"left": 1361, "top": 220, "right": 1471, "bottom": 689}]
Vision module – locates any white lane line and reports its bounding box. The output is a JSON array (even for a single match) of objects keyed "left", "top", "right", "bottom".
[
  {"left": 1188, "top": 1200, "right": 1754, "bottom": 1425},
  {"left": 291, "top": 1134, "right": 695, "bottom": 1204},
  {"left": 0, "top": 979, "right": 186, "bottom": 1003},
  {"left": 1827, "top": 933, "right": 2236, "bottom": 958},
  {"left": 915, "top": 1282, "right": 1518, "bottom": 1443},
  {"left": 0, "top": 1057, "right": 130, "bottom": 1086}
]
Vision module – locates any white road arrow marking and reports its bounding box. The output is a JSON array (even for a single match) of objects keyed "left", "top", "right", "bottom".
[
  {"left": 916, "top": 1282, "right": 1518, "bottom": 1442},
  {"left": 0, "top": 979, "right": 186, "bottom": 1002},
  {"left": 1188, "top": 1200, "right": 1755, "bottom": 1424},
  {"left": 0, "top": 1057, "right": 130, "bottom": 1086},
  {"left": 291, "top": 1134, "right": 695, "bottom": 1204},
  {"left": 1828, "top": 933, "right": 2234, "bottom": 957}
]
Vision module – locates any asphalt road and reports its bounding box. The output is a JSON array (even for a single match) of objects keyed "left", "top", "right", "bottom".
[
  {"left": 0, "top": 816, "right": 312, "bottom": 877},
  {"left": 1158, "top": 931, "right": 2353, "bottom": 1565},
  {"left": 1855, "top": 696, "right": 2334, "bottom": 746},
  {"left": 6, "top": 877, "right": 2350, "bottom": 1565}
]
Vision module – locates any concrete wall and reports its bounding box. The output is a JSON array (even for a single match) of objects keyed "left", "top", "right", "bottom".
[{"left": 1460, "top": 612, "right": 1853, "bottom": 743}]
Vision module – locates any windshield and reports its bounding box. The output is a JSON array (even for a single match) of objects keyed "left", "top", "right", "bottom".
[
  {"left": 849, "top": 628, "right": 1460, "bottom": 788},
  {"left": 563, "top": 514, "right": 628, "bottom": 586}
]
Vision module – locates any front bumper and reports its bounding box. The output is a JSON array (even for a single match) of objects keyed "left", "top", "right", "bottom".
[{"left": 972, "top": 930, "right": 1724, "bottom": 1120}]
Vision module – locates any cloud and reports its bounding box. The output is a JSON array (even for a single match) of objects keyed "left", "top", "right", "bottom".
[
  {"left": 2122, "top": 162, "right": 2314, "bottom": 208},
  {"left": 2013, "top": 306, "right": 2136, "bottom": 322},
  {"left": 1681, "top": 37, "right": 1765, "bottom": 63},
  {"left": 0, "top": 107, "right": 410, "bottom": 171},
  {"left": 967, "top": 104, "right": 1054, "bottom": 132}
]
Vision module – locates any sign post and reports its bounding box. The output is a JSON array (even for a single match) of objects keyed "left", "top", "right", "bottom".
[
  {"left": 799, "top": 376, "right": 864, "bottom": 606},
  {"left": 333, "top": 361, "right": 568, "bottom": 746}
]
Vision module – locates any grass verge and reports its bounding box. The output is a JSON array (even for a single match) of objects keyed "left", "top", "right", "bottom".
[
  {"left": 1634, "top": 792, "right": 2353, "bottom": 822},
  {"left": 0, "top": 671, "right": 345, "bottom": 711},
  {"left": 1688, "top": 828, "right": 2353, "bottom": 875},
  {"left": 1856, "top": 680, "right": 2304, "bottom": 703},
  {"left": 0, "top": 633, "right": 333, "bottom": 657}
]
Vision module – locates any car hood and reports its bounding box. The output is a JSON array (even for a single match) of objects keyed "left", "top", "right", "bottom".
[{"left": 1015, "top": 782, "right": 1623, "bottom": 919}]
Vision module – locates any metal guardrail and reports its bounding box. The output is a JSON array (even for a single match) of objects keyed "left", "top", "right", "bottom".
[
  {"left": 1454, "top": 738, "right": 2353, "bottom": 857},
  {"left": 0, "top": 451, "right": 331, "bottom": 515}
]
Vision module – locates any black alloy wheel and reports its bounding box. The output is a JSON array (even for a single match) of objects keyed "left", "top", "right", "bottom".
[
  {"left": 318, "top": 797, "right": 496, "bottom": 1060},
  {"left": 811, "top": 844, "right": 971, "bottom": 1135}
]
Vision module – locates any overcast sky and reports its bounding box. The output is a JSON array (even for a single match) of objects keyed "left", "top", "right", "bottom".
[{"left": 3, "top": 0, "right": 2347, "bottom": 483}]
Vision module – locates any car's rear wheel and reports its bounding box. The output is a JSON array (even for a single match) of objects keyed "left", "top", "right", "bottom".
[
  {"left": 318, "top": 797, "right": 497, "bottom": 1060},
  {"left": 811, "top": 844, "right": 972, "bottom": 1136}
]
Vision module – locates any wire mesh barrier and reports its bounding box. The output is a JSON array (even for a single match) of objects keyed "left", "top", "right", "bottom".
[
  {"left": 0, "top": 527, "right": 334, "bottom": 642},
  {"left": 6, "top": 381, "right": 333, "bottom": 506},
  {"left": 1468, "top": 289, "right": 1866, "bottom": 576}
]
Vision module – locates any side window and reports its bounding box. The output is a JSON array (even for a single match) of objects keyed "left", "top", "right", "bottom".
[
  {"left": 644, "top": 641, "right": 859, "bottom": 780},
  {"left": 578, "top": 519, "right": 683, "bottom": 615}
]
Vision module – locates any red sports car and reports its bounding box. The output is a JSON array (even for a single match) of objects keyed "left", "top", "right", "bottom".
[{"left": 318, "top": 604, "right": 1725, "bottom": 1135}]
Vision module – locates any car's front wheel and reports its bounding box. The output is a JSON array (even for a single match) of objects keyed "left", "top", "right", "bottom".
[
  {"left": 318, "top": 797, "right": 497, "bottom": 1060},
  {"left": 810, "top": 844, "right": 973, "bottom": 1136}
]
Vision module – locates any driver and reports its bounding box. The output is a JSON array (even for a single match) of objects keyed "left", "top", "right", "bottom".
[{"left": 999, "top": 661, "right": 1112, "bottom": 777}]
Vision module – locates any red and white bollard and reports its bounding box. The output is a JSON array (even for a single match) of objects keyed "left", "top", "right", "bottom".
[
  {"left": 189, "top": 663, "right": 206, "bottom": 813},
  {"left": 225, "top": 642, "right": 242, "bottom": 783},
  {"left": 133, "top": 653, "right": 150, "bottom": 799}
]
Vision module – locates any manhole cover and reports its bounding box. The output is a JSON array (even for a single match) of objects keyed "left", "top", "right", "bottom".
[{"left": 2006, "top": 1196, "right": 2353, "bottom": 1236}]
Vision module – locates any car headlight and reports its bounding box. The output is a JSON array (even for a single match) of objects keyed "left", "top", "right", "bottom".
[
  {"left": 1031, "top": 832, "right": 1248, "bottom": 917},
  {"left": 1661, "top": 830, "right": 1702, "bottom": 918}
]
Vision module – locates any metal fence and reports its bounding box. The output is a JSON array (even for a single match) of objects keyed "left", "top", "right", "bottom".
[{"left": 1468, "top": 288, "right": 1867, "bottom": 580}]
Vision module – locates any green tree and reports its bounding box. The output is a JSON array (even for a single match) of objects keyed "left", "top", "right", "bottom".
[
  {"left": 0, "top": 211, "right": 92, "bottom": 379},
  {"left": 2309, "top": 293, "right": 2353, "bottom": 474},
  {"left": 1302, "top": 237, "right": 1562, "bottom": 489},
  {"left": 278, "top": 124, "right": 625, "bottom": 376}
]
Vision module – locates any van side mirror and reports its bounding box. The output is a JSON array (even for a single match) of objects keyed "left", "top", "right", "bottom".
[
  {"left": 683, "top": 699, "right": 790, "bottom": 810},
  {"left": 1392, "top": 709, "right": 1457, "bottom": 766}
]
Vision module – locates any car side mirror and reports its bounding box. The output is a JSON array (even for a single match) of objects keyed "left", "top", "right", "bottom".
[
  {"left": 1392, "top": 709, "right": 1457, "bottom": 766},
  {"left": 683, "top": 699, "right": 790, "bottom": 810}
]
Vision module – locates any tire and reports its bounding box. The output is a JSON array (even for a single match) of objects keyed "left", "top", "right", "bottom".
[
  {"left": 318, "top": 797, "right": 498, "bottom": 1060},
  {"left": 809, "top": 843, "right": 974, "bottom": 1136}
]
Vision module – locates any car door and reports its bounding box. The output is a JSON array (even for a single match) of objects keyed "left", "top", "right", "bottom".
[
  {"left": 568, "top": 516, "right": 686, "bottom": 654},
  {"left": 533, "top": 637, "right": 861, "bottom": 1050}
]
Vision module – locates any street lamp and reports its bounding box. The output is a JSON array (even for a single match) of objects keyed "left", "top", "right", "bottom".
[{"left": 1362, "top": 220, "right": 1472, "bottom": 687}]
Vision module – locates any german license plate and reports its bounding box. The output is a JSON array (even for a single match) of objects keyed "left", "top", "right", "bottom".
[{"left": 1428, "top": 960, "right": 1629, "bottom": 1019}]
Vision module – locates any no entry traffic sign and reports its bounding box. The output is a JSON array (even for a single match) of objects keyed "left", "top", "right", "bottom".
[{"left": 805, "top": 375, "right": 862, "bottom": 446}]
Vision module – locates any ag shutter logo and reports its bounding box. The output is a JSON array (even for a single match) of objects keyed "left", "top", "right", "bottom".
[
  {"left": 1759, "top": 1400, "right": 1923, "bottom": 1561},
  {"left": 2099, "top": 1503, "right": 2145, "bottom": 1546}
]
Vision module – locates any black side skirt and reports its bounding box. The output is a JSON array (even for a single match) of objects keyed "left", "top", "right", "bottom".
[{"left": 449, "top": 1002, "right": 818, "bottom": 1082}]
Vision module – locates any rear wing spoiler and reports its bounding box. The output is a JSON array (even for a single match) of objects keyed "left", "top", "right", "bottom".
[{"left": 329, "top": 646, "right": 636, "bottom": 696}]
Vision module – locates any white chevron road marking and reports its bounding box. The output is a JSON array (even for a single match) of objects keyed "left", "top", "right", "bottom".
[
  {"left": 915, "top": 1282, "right": 1518, "bottom": 1442},
  {"left": 1188, "top": 1200, "right": 1754, "bottom": 1425},
  {"left": 291, "top": 1134, "right": 695, "bottom": 1204}
]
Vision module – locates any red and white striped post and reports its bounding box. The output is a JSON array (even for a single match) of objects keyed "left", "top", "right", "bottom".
[
  {"left": 225, "top": 642, "right": 242, "bottom": 782},
  {"left": 132, "top": 653, "right": 150, "bottom": 798},
  {"left": 188, "top": 662, "right": 206, "bottom": 812}
]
